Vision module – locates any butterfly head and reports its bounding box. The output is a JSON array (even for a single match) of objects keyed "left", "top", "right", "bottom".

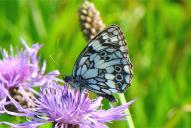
[
  {"left": 64, "top": 76, "right": 73, "bottom": 83},
  {"left": 63, "top": 76, "right": 80, "bottom": 89}
]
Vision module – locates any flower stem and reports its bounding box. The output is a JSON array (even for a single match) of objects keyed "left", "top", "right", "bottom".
[{"left": 118, "top": 93, "right": 135, "bottom": 128}]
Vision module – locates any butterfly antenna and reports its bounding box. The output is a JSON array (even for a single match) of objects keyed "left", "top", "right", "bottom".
[
  {"left": 49, "top": 55, "right": 59, "bottom": 68},
  {"left": 42, "top": 55, "right": 65, "bottom": 77}
]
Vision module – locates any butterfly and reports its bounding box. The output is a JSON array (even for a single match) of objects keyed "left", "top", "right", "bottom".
[{"left": 64, "top": 25, "right": 133, "bottom": 102}]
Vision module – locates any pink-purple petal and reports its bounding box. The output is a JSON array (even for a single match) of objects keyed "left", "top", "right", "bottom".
[{"left": 1, "top": 82, "right": 135, "bottom": 128}]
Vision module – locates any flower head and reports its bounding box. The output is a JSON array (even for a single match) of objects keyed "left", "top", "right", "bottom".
[
  {"left": 0, "top": 39, "right": 59, "bottom": 112},
  {"left": 1, "top": 82, "right": 135, "bottom": 128}
]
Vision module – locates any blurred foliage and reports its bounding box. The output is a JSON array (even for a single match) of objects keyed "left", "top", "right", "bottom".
[{"left": 0, "top": 0, "right": 191, "bottom": 128}]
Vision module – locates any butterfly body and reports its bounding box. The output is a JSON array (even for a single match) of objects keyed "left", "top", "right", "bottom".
[{"left": 64, "top": 25, "right": 133, "bottom": 102}]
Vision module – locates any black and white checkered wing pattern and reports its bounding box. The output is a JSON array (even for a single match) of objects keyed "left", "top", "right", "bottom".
[{"left": 73, "top": 25, "right": 133, "bottom": 95}]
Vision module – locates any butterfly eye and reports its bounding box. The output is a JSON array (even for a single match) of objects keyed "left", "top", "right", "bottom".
[{"left": 64, "top": 76, "right": 72, "bottom": 82}]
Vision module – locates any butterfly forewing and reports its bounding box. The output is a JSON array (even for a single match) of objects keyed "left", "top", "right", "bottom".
[{"left": 72, "top": 25, "right": 133, "bottom": 96}]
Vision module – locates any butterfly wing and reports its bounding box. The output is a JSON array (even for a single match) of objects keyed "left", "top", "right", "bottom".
[{"left": 72, "top": 25, "right": 133, "bottom": 96}]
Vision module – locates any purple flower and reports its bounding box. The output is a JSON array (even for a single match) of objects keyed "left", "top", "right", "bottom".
[
  {"left": 0, "top": 39, "right": 59, "bottom": 112},
  {"left": 1, "top": 82, "right": 135, "bottom": 128}
]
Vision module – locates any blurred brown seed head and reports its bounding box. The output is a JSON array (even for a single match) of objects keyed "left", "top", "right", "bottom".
[
  {"left": 78, "top": 0, "right": 105, "bottom": 41},
  {"left": 5, "top": 88, "right": 35, "bottom": 112}
]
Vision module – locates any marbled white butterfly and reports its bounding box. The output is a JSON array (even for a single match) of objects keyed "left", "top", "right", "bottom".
[{"left": 64, "top": 25, "right": 133, "bottom": 102}]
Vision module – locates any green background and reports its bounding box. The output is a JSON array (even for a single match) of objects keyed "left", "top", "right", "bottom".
[{"left": 0, "top": 0, "right": 191, "bottom": 128}]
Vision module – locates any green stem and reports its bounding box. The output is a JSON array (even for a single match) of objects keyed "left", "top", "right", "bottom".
[{"left": 118, "top": 93, "right": 135, "bottom": 128}]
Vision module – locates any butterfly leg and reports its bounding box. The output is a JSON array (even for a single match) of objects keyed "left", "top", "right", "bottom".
[
  {"left": 79, "top": 87, "right": 84, "bottom": 93},
  {"left": 98, "top": 94, "right": 116, "bottom": 102}
]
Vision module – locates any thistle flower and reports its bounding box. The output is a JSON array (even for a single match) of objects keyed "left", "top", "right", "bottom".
[
  {"left": 1, "top": 82, "right": 135, "bottom": 128},
  {"left": 0, "top": 39, "right": 59, "bottom": 112}
]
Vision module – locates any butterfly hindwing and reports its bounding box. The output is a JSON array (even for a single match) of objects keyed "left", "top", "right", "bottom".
[{"left": 72, "top": 25, "right": 133, "bottom": 96}]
